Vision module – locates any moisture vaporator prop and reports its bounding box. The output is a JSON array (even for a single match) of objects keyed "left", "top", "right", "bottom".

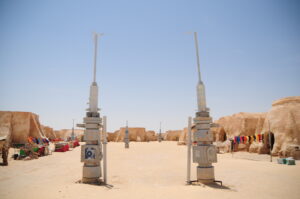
[
  {"left": 77, "top": 33, "right": 107, "bottom": 184},
  {"left": 158, "top": 122, "right": 162, "bottom": 142},
  {"left": 187, "top": 32, "right": 218, "bottom": 184},
  {"left": 124, "top": 121, "right": 129, "bottom": 149}
]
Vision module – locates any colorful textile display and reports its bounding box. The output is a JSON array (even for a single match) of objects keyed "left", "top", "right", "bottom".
[{"left": 230, "top": 133, "right": 265, "bottom": 146}]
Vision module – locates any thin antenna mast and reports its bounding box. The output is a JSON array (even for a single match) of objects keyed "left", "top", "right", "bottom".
[
  {"left": 160, "top": 122, "right": 161, "bottom": 131},
  {"left": 194, "top": 32, "right": 202, "bottom": 83},
  {"left": 93, "top": 33, "right": 104, "bottom": 82}
]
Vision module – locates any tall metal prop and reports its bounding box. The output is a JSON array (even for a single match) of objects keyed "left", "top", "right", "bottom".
[
  {"left": 187, "top": 32, "right": 220, "bottom": 185},
  {"left": 158, "top": 122, "right": 162, "bottom": 142},
  {"left": 124, "top": 121, "right": 129, "bottom": 148},
  {"left": 71, "top": 119, "right": 75, "bottom": 141},
  {"left": 77, "top": 33, "right": 107, "bottom": 184}
]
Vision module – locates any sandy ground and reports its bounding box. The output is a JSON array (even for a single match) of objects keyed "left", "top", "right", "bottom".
[{"left": 1, "top": 141, "right": 300, "bottom": 199}]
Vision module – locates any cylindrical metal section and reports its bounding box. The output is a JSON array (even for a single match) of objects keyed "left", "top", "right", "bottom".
[{"left": 197, "top": 166, "right": 215, "bottom": 183}]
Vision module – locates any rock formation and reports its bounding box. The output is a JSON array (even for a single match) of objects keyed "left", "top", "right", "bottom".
[
  {"left": 41, "top": 125, "right": 56, "bottom": 140},
  {"left": 145, "top": 130, "right": 157, "bottom": 141},
  {"left": 164, "top": 130, "right": 182, "bottom": 141},
  {"left": 111, "top": 128, "right": 158, "bottom": 142},
  {"left": 113, "top": 127, "right": 147, "bottom": 142},
  {"left": 214, "top": 112, "right": 266, "bottom": 140},
  {"left": 178, "top": 128, "right": 188, "bottom": 145},
  {"left": 106, "top": 132, "right": 115, "bottom": 142},
  {"left": 261, "top": 96, "right": 300, "bottom": 157},
  {"left": 209, "top": 96, "right": 300, "bottom": 157},
  {"left": 211, "top": 112, "right": 266, "bottom": 152},
  {"left": 0, "top": 111, "right": 46, "bottom": 144}
]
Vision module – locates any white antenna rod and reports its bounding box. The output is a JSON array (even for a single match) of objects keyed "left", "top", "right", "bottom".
[
  {"left": 93, "top": 33, "right": 104, "bottom": 82},
  {"left": 193, "top": 32, "right": 202, "bottom": 83},
  {"left": 159, "top": 122, "right": 161, "bottom": 132}
]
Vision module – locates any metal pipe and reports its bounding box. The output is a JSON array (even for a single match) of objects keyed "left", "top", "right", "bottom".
[
  {"left": 187, "top": 117, "right": 192, "bottom": 184},
  {"left": 103, "top": 116, "right": 107, "bottom": 184},
  {"left": 93, "top": 33, "right": 98, "bottom": 82},
  {"left": 193, "top": 32, "right": 201, "bottom": 83},
  {"left": 159, "top": 121, "right": 162, "bottom": 142}
]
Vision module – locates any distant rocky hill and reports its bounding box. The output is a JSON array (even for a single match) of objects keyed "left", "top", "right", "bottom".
[
  {"left": 109, "top": 127, "right": 158, "bottom": 142},
  {"left": 164, "top": 130, "right": 182, "bottom": 141}
]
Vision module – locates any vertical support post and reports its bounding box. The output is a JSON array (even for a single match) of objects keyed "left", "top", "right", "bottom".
[
  {"left": 159, "top": 122, "right": 162, "bottom": 142},
  {"left": 268, "top": 120, "right": 272, "bottom": 162},
  {"left": 187, "top": 117, "right": 192, "bottom": 184},
  {"left": 125, "top": 121, "right": 129, "bottom": 148},
  {"left": 103, "top": 116, "right": 107, "bottom": 184},
  {"left": 72, "top": 119, "right": 75, "bottom": 141}
]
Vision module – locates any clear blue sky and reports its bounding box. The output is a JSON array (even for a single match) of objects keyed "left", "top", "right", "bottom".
[{"left": 0, "top": 0, "right": 299, "bottom": 132}]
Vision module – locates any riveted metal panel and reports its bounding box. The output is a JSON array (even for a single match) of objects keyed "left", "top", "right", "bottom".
[
  {"left": 81, "top": 145, "right": 101, "bottom": 163},
  {"left": 84, "top": 131, "right": 100, "bottom": 141},
  {"left": 193, "top": 130, "right": 213, "bottom": 142},
  {"left": 192, "top": 145, "right": 217, "bottom": 164}
]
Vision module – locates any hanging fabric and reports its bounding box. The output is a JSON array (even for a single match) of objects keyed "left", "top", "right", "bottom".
[
  {"left": 244, "top": 136, "right": 248, "bottom": 143},
  {"left": 258, "top": 134, "right": 262, "bottom": 142}
]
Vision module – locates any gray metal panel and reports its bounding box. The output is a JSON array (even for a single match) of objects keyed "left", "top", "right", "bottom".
[
  {"left": 192, "top": 145, "right": 217, "bottom": 164},
  {"left": 85, "top": 123, "right": 99, "bottom": 129},
  {"left": 83, "top": 165, "right": 101, "bottom": 178},
  {"left": 84, "top": 131, "right": 100, "bottom": 141},
  {"left": 193, "top": 145, "right": 208, "bottom": 164},
  {"left": 207, "top": 145, "right": 217, "bottom": 163},
  {"left": 84, "top": 117, "right": 102, "bottom": 123},
  {"left": 197, "top": 166, "right": 214, "bottom": 181},
  {"left": 193, "top": 130, "right": 213, "bottom": 142},
  {"left": 195, "top": 123, "right": 211, "bottom": 129},
  {"left": 194, "top": 117, "right": 212, "bottom": 122},
  {"left": 84, "top": 129, "right": 99, "bottom": 134}
]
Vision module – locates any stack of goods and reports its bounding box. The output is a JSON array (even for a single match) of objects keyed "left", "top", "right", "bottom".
[
  {"left": 50, "top": 138, "right": 63, "bottom": 142},
  {"left": 55, "top": 142, "right": 69, "bottom": 152},
  {"left": 69, "top": 139, "right": 80, "bottom": 148},
  {"left": 73, "top": 140, "right": 80, "bottom": 147},
  {"left": 14, "top": 143, "right": 39, "bottom": 160},
  {"left": 27, "top": 136, "right": 50, "bottom": 156},
  {"left": 278, "top": 157, "right": 296, "bottom": 165},
  {"left": 13, "top": 137, "right": 51, "bottom": 160}
]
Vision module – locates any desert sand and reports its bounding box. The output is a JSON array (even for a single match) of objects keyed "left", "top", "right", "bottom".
[{"left": 1, "top": 142, "right": 300, "bottom": 199}]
